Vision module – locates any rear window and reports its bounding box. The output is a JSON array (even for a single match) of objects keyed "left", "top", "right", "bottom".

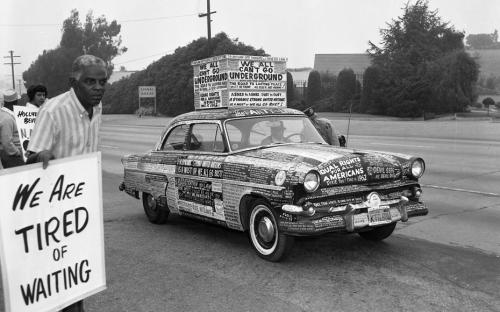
[{"left": 161, "top": 124, "right": 189, "bottom": 150}]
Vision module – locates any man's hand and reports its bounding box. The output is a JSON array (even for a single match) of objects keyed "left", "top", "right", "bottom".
[
  {"left": 338, "top": 135, "right": 346, "bottom": 147},
  {"left": 26, "top": 150, "right": 55, "bottom": 169}
]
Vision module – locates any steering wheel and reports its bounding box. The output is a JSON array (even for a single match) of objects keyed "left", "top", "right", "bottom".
[{"left": 284, "top": 133, "right": 303, "bottom": 143}]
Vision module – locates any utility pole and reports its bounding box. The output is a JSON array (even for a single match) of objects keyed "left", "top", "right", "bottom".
[
  {"left": 3, "top": 50, "right": 21, "bottom": 90},
  {"left": 198, "top": 0, "right": 216, "bottom": 57}
]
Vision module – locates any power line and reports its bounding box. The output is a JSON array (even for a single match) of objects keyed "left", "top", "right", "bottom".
[
  {"left": 114, "top": 50, "right": 174, "bottom": 65},
  {"left": 120, "top": 13, "right": 198, "bottom": 23},
  {"left": 0, "top": 13, "right": 199, "bottom": 27}
]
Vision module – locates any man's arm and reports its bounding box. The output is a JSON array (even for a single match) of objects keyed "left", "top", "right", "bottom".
[
  {"left": 319, "top": 118, "right": 340, "bottom": 146},
  {"left": 26, "top": 108, "right": 56, "bottom": 169},
  {"left": 328, "top": 121, "right": 340, "bottom": 146}
]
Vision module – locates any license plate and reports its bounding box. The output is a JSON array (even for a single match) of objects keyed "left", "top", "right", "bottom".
[{"left": 368, "top": 206, "right": 392, "bottom": 226}]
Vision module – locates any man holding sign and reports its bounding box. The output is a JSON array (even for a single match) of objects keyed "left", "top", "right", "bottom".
[
  {"left": 27, "top": 55, "right": 107, "bottom": 168},
  {"left": 25, "top": 54, "right": 108, "bottom": 312}
]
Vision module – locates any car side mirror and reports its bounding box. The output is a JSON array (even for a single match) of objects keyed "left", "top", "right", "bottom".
[{"left": 338, "top": 135, "right": 346, "bottom": 147}]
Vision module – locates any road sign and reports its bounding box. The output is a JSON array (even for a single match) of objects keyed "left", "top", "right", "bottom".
[{"left": 138, "top": 86, "right": 156, "bottom": 98}]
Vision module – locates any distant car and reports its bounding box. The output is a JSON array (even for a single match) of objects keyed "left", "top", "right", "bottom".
[{"left": 119, "top": 107, "right": 428, "bottom": 261}]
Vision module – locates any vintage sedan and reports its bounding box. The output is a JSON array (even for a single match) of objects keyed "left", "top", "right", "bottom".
[{"left": 119, "top": 107, "right": 428, "bottom": 261}]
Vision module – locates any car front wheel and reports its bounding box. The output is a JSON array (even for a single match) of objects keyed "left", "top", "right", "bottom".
[
  {"left": 142, "top": 192, "right": 169, "bottom": 224},
  {"left": 358, "top": 222, "right": 396, "bottom": 241},
  {"left": 248, "top": 199, "right": 294, "bottom": 262}
]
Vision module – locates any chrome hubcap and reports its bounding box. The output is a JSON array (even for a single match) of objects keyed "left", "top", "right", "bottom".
[{"left": 258, "top": 216, "right": 275, "bottom": 243}]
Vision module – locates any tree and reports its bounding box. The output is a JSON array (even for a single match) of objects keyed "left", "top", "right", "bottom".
[
  {"left": 103, "top": 33, "right": 267, "bottom": 115},
  {"left": 334, "top": 68, "right": 356, "bottom": 112},
  {"left": 367, "top": 0, "right": 478, "bottom": 117},
  {"left": 306, "top": 70, "right": 321, "bottom": 107},
  {"left": 360, "top": 66, "right": 380, "bottom": 113},
  {"left": 23, "top": 10, "right": 126, "bottom": 97},
  {"left": 486, "top": 76, "right": 496, "bottom": 90},
  {"left": 483, "top": 97, "right": 494, "bottom": 115},
  {"left": 286, "top": 71, "right": 295, "bottom": 104},
  {"left": 319, "top": 72, "right": 336, "bottom": 98}
]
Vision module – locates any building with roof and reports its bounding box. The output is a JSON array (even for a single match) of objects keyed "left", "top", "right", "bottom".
[{"left": 467, "top": 49, "right": 500, "bottom": 78}]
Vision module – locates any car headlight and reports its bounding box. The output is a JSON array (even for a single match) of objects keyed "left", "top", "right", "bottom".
[
  {"left": 275, "top": 170, "right": 286, "bottom": 186},
  {"left": 304, "top": 171, "right": 320, "bottom": 193},
  {"left": 411, "top": 158, "right": 425, "bottom": 178}
]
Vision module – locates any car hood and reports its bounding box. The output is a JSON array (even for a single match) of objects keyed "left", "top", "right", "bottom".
[{"left": 236, "top": 144, "right": 414, "bottom": 186}]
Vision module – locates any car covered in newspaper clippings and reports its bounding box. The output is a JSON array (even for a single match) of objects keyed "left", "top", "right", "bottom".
[
  {"left": 119, "top": 54, "right": 428, "bottom": 261},
  {"left": 119, "top": 106, "right": 428, "bottom": 261}
]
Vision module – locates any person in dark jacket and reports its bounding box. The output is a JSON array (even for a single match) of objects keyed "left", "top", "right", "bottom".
[{"left": 303, "top": 107, "right": 343, "bottom": 146}]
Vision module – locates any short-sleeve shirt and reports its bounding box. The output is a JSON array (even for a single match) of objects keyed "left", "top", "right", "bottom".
[
  {"left": 25, "top": 102, "right": 40, "bottom": 111},
  {"left": 27, "top": 88, "right": 102, "bottom": 158},
  {"left": 0, "top": 107, "right": 22, "bottom": 155}
]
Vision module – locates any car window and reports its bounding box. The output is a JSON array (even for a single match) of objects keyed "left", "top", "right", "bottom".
[
  {"left": 188, "top": 123, "right": 225, "bottom": 152},
  {"left": 161, "top": 124, "right": 188, "bottom": 150},
  {"left": 225, "top": 123, "right": 242, "bottom": 150},
  {"left": 226, "top": 116, "right": 326, "bottom": 151}
]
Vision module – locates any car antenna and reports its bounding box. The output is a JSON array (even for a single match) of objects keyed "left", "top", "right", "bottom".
[{"left": 346, "top": 100, "right": 353, "bottom": 147}]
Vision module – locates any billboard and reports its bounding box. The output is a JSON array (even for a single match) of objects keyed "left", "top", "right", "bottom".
[{"left": 138, "top": 86, "right": 156, "bottom": 98}]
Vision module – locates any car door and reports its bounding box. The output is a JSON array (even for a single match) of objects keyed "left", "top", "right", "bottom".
[
  {"left": 173, "top": 121, "right": 227, "bottom": 225},
  {"left": 150, "top": 123, "right": 190, "bottom": 215}
]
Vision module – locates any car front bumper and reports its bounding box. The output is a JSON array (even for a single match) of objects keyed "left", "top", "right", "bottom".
[{"left": 279, "top": 197, "right": 428, "bottom": 236}]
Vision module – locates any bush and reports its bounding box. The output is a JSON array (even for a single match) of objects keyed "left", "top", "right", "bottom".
[
  {"left": 288, "top": 99, "right": 308, "bottom": 111},
  {"left": 135, "top": 106, "right": 156, "bottom": 117},
  {"left": 306, "top": 70, "right": 321, "bottom": 106},
  {"left": 314, "top": 96, "right": 335, "bottom": 112},
  {"left": 482, "top": 97, "right": 495, "bottom": 107}
]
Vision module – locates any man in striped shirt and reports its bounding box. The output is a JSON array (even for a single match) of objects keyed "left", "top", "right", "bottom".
[
  {"left": 27, "top": 55, "right": 107, "bottom": 169},
  {"left": 26, "top": 54, "right": 108, "bottom": 312}
]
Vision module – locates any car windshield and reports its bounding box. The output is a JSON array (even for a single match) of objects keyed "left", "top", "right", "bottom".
[{"left": 225, "top": 115, "right": 326, "bottom": 151}]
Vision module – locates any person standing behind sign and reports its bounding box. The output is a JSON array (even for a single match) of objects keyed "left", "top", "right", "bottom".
[
  {"left": 303, "top": 107, "right": 341, "bottom": 146},
  {"left": 0, "top": 90, "right": 25, "bottom": 168},
  {"left": 26, "top": 84, "right": 48, "bottom": 110},
  {"left": 26, "top": 54, "right": 108, "bottom": 312}
]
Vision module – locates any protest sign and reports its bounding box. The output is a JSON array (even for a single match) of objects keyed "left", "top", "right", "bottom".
[
  {"left": 191, "top": 54, "right": 287, "bottom": 109},
  {"left": 0, "top": 152, "right": 106, "bottom": 312},
  {"left": 13, "top": 105, "right": 38, "bottom": 161}
]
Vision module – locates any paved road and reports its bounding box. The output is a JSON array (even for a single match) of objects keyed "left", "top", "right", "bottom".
[{"left": 40, "top": 117, "right": 500, "bottom": 311}]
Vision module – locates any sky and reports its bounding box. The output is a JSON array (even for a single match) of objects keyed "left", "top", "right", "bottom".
[{"left": 1, "top": 0, "right": 499, "bottom": 93}]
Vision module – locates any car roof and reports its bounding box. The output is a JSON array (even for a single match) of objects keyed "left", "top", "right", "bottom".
[{"left": 171, "top": 107, "right": 305, "bottom": 124}]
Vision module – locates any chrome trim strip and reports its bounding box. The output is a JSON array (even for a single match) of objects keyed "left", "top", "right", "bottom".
[{"left": 124, "top": 168, "right": 284, "bottom": 191}]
